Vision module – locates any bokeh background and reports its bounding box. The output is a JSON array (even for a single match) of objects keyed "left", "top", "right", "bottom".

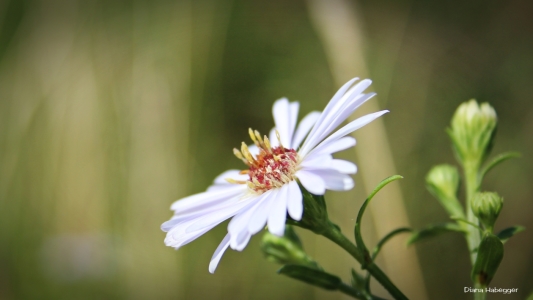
[{"left": 0, "top": 0, "right": 532, "bottom": 299}]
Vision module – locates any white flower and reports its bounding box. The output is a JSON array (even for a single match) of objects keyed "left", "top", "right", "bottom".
[{"left": 161, "top": 78, "right": 387, "bottom": 273}]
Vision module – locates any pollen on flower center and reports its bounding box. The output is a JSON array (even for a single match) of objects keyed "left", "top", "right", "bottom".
[{"left": 231, "top": 128, "right": 299, "bottom": 193}]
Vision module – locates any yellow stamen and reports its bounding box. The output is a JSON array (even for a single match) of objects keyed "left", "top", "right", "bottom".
[
  {"left": 233, "top": 148, "right": 243, "bottom": 159},
  {"left": 263, "top": 135, "right": 272, "bottom": 152},
  {"left": 246, "top": 181, "right": 256, "bottom": 190},
  {"left": 254, "top": 130, "right": 264, "bottom": 146},
  {"left": 226, "top": 178, "right": 246, "bottom": 184},
  {"left": 233, "top": 148, "right": 248, "bottom": 165},
  {"left": 275, "top": 130, "right": 285, "bottom": 152},
  {"left": 248, "top": 128, "right": 260, "bottom": 147},
  {"left": 241, "top": 142, "right": 255, "bottom": 164},
  {"left": 239, "top": 169, "right": 249, "bottom": 174}
]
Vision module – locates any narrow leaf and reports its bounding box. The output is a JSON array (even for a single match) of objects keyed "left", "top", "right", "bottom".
[
  {"left": 471, "top": 233, "right": 504, "bottom": 285},
  {"left": 355, "top": 175, "right": 403, "bottom": 253},
  {"left": 278, "top": 265, "right": 341, "bottom": 290},
  {"left": 351, "top": 269, "right": 366, "bottom": 290},
  {"left": 407, "top": 223, "right": 465, "bottom": 245},
  {"left": 372, "top": 227, "right": 412, "bottom": 260},
  {"left": 480, "top": 152, "right": 520, "bottom": 180},
  {"left": 497, "top": 226, "right": 525, "bottom": 243}
]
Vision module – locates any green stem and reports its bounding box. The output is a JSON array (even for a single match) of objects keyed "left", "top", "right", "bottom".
[
  {"left": 464, "top": 160, "right": 486, "bottom": 300},
  {"left": 321, "top": 223, "right": 408, "bottom": 300},
  {"left": 464, "top": 160, "right": 481, "bottom": 264},
  {"left": 474, "top": 282, "right": 486, "bottom": 300},
  {"left": 338, "top": 282, "right": 387, "bottom": 300}
]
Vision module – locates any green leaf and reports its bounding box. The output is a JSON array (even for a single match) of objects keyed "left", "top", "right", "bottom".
[
  {"left": 480, "top": 151, "right": 520, "bottom": 180},
  {"left": 354, "top": 175, "right": 403, "bottom": 257},
  {"left": 497, "top": 226, "right": 525, "bottom": 243},
  {"left": 278, "top": 265, "right": 341, "bottom": 290},
  {"left": 372, "top": 227, "right": 412, "bottom": 260},
  {"left": 450, "top": 217, "right": 484, "bottom": 232},
  {"left": 350, "top": 269, "right": 366, "bottom": 290},
  {"left": 350, "top": 269, "right": 375, "bottom": 300},
  {"left": 407, "top": 223, "right": 466, "bottom": 245},
  {"left": 471, "top": 233, "right": 504, "bottom": 285}
]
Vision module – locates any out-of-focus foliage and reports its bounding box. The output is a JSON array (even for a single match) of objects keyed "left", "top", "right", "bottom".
[{"left": 0, "top": 0, "right": 532, "bottom": 299}]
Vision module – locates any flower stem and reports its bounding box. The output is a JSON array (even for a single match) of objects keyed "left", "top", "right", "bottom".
[
  {"left": 321, "top": 222, "right": 408, "bottom": 300},
  {"left": 464, "top": 160, "right": 486, "bottom": 300},
  {"left": 338, "top": 282, "right": 387, "bottom": 300},
  {"left": 474, "top": 282, "right": 486, "bottom": 300},
  {"left": 464, "top": 160, "right": 481, "bottom": 264}
]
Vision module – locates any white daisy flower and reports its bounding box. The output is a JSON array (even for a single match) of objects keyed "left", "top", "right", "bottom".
[{"left": 161, "top": 78, "right": 388, "bottom": 273}]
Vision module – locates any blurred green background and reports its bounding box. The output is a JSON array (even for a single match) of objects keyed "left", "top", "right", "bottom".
[{"left": 0, "top": 0, "right": 532, "bottom": 299}]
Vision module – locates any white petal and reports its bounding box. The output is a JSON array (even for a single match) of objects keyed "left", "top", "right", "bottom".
[
  {"left": 161, "top": 218, "right": 181, "bottom": 232},
  {"left": 292, "top": 111, "right": 320, "bottom": 149},
  {"left": 227, "top": 201, "right": 257, "bottom": 235},
  {"left": 206, "top": 184, "right": 242, "bottom": 192},
  {"left": 306, "top": 169, "right": 354, "bottom": 191},
  {"left": 319, "top": 78, "right": 360, "bottom": 120},
  {"left": 170, "top": 184, "right": 246, "bottom": 212},
  {"left": 288, "top": 102, "right": 299, "bottom": 145},
  {"left": 166, "top": 227, "right": 209, "bottom": 248},
  {"left": 299, "top": 154, "right": 332, "bottom": 169},
  {"left": 209, "top": 234, "right": 231, "bottom": 273},
  {"left": 301, "top": 92, "right": 375, "bottom": 156},
  {"left": 319, "top": 93, "right": 376, "bottom": 138},
  {"left": 272, "top": 98, "right": 291, "bottom": 147},
  {"left": 213, "top": 170, "right": 248, "bottom": 185},
  {"left": 308, "top": 137, "right": 356, "bottom": 157},
  {"left": 232, "top": 230, "right": 251, "bottom": 251},
  {"left": 186, "top": 197, "right": 256, "bottom": 233},
  {"left": 287, "top": 181, "right": 303, "bottom": 221},
  {"left": 228, "top": 194, "right": 269, "bottom": 248},
  {"left": 296, "top": 170, "right": 326, "bottom": 195},
  {"left": 267, "top": 184, "right": 289, "bottom": 236},
  {"left": 311, "top": 77, "right": 360, "bottom": 129},
  {"left": 170, "top": 192, "right": 248, "bottom": 224},
  {"left": 317, "top": 110, "right": 389, "bottom": 150},
  {"left": 165, "top": 217, "right": 215, "bottom": 248},
  {"left": 248, "top": 190, "right": 276, "bottom": 234},
  {"left": 269, "top": 127, "right": 279, "bottom": 147},
  {"left": 300, "top": 79, "right": 371, "bottom": 156},
  {"left": 331, "top": 159, "right": 358, "bottom": 174}
]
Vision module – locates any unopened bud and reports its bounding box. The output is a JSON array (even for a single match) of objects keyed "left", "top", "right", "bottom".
[
  {"left": 426, "top": 165, "right": 464, "bottom": 218},
  {"left": 261, "top": 225, "right": 319, "bottom": 269},
  {"left": 471, "top": 192, "right": 503, "bottom": 232},
  {"left": 448, "top": 100, "right": 497, "bottom": 166}
]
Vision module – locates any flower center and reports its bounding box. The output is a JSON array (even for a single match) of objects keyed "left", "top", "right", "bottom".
[{"left": 231, "top": 128, "right": 299, "bottom": 193}]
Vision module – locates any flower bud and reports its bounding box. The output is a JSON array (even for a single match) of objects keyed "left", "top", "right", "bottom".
[
  {"left": 261, "top": 225, "right": 319, "bottom": 269},
  {"left": 426, "top": 164, "right": 464, "bottom": 218},
  {"left": 448, "top": 100, "right": 497, "bottom": 166},
  {"left": 471, "top": 192, "right": 503, "bottom": 232}
]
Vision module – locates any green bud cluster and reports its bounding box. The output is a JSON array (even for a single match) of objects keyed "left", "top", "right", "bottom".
[
  {"left": 261, "top": 225, "right": 319, "bottom": 269},
  {"left": 448, "top": 100, "right": 497, "bottom": 166},
  {"left": 471, "top": 192, "right": 503, "bottom": 232}
]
